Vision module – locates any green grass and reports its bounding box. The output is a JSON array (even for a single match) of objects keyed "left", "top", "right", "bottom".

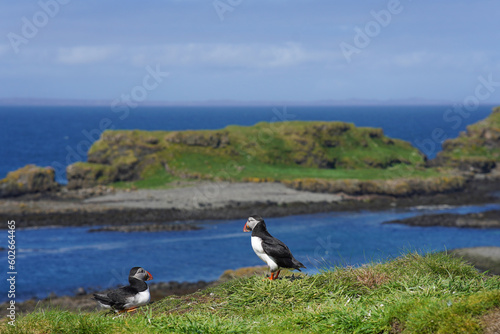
[
  {"left": 108, "top": 147, "right": 442, "bottom": 189},
  {"left": 4, "top": 252, "right": 500, "bottom": 333},
  {"left": 70, "top": 120, "right": 449, "bottom": 190},
  {"left": 112, "top": 165, "right": 180, "bottom": 189}
]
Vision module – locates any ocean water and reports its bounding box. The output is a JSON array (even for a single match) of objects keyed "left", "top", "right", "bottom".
[
  {"left": 9, "top": 203, "right": 500, "bottom": 302},
  {"left": 0, "top": 104, "right": 495, "bottom": 182}
]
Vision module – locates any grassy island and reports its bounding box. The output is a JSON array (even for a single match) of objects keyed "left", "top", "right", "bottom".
[{"left": 66, "top": 121, "right": 447, "bottom": 192}]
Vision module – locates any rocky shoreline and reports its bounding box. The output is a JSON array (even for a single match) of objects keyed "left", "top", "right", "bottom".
[
  {"left": 0, "top": 176, "right": 499, "bottom": 230},
  {"left": 384, "top": 210, "right": 500, "bottom": 228},
  {"left": 88, "top": 222, "right": 201, "bottom": 233}
]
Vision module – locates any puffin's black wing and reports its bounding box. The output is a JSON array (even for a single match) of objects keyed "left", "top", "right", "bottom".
[
  {"left": 261, "top": 237, "right": 293, "bottom": 258},
  {"left": 93, "top": 293, "right": 114, "bottom": 306},
  {"left": 261, "top": 237, "right": 305, "bottom": 270},
  {"left": 94, "top": 286, "right": 137, "bottom": 310}
]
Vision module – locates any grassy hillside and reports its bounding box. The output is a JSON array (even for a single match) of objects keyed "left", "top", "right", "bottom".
[
  {"left": 434, "top": 106, "right": 500, "bottom": 172},
  {"left": 66, "top": 121, "right": 437, "bottom": 190},
  {"left": 3, "top": 252, "right": 500, "bottom": 333}
]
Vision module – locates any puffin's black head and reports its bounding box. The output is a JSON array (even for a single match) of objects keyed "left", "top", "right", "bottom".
[
  {"left": 129, "top": 267, "right": 153, "bottom": 282},
  {"left": 243, "top": 215, "right": 265, "bottom": 232}
]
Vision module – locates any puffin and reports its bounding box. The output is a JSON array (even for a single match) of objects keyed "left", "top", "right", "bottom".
[
  {"left": 243, "top": 215, "right": 306, "bottom": 280},
  {"left": 93, "top": 267, "right": 153, "bottom": 313}
]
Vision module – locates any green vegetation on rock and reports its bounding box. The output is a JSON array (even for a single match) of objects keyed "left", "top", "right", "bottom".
[
  {"left": 0, "top": 164, "right": 59, "bottom": 197},
  {"left": 66, "top": 121, "right": 430, "bottom": 190},
  {"left": 3, "top": 252, "right": 500, "bottom": 333},
  {"left": 433, "top": 106, "right": 500, "bottom": 172}
]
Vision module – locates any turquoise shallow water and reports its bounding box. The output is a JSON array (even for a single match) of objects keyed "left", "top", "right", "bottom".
[{"left": 8, "top": 202, "right": 500, "bottom": 302}]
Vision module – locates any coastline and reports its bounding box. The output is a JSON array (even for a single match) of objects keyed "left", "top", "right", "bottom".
[{"left": 1, "top": 178, "right": 499, "bottom": 229}]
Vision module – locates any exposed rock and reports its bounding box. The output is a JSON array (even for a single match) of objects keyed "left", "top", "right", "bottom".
[
  {"left": 384, "top": 210, "right": 500, "bottom": 228},
  {"left": 88, "top": 222, "right": 201, "bottom": 232},
  {"left": 432, "top": 106, "right": 500, "bottom": 173},
  {"left": 0, "top": 165, "right": 59, "bottom": 198},
  {"left": 166, "top": 131, "right": 230, "bottom": 148},
  {"left": 282, "top": 174, "right": 467, "bottom": 196},
  {"left": 218, "top": 265, "right": 268, "bottom": 282},
  {"left": 66, "top": 162, "right": 118, "bottom": 190}
]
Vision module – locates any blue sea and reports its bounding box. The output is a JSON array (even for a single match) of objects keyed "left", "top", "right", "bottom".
[{"left": 1, "top": 104, "right": 499, "bottom": 302}]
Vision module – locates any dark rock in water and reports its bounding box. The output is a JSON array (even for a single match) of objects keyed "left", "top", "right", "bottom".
[
  {"left": 88, "top": 222, "right": 201, "bottom": 232},
  {"left": 0, "top": 164, "right": 60, "bottom": 198},
  {"left": 384, "top": 210, "right": 500, "bottom": 228}
]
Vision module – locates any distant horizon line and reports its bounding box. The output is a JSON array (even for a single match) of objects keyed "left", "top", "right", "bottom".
[{"left": 1, "top": 97, "right": 499, "bottom": 107}]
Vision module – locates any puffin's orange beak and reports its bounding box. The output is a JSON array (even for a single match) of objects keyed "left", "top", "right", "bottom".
[
  {"left": 146, "top": 271, "right": 153, "bottom": 281},
  {"left": 243, "top": 222, "right": 251, "bottom": 232}
]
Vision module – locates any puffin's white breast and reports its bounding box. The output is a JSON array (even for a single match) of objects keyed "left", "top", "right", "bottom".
[
  {"left": 251, "top": 236, "right": 279, "bottom": 272},
  {"left": 124, "top": 287, "right": 150, "bottom": 309}
]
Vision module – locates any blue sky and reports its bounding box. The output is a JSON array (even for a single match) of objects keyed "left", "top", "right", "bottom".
[{"left": 1, "top": 0, "right": 500, "bottom": 103}]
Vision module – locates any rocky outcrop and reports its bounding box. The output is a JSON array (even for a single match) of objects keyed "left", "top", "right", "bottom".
[
  {"left": 66, "top": 162, "right": 119, "bottom": 190},
  {"left": 0, "top": 165, "right": 59, "bottom": 198},
  {"left": 281, "top": 174, "right": 467, "bottom": 196},
  {"left": 432, "top": 106, "right": 500, "bottom": 173},
  {"left": 88, "top": 222, "right": 201, "bottom": 232},
  {"left": 384, "top": 210, "right": 500, "bottom": 228},
  {"left": 166, "top": 130, "right": 230, "bottom": 148},
  {"left": 66, "top": 122, "right": 426, "bottom": 189},
  {"left": 218, "top": 265, "right": 268, "bottom": 282}
]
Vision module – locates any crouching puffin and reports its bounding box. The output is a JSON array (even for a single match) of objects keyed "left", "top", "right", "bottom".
[
  {"left": 93, "top": 267, "right": 153, "bottom": 313},
  {"left": 243, "top": 215, "right": 306, "bottom": 280}
]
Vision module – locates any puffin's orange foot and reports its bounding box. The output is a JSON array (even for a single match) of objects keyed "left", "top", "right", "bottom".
[
  {"left": 263, "top": 273, "right": 274, "bottom": 281},
  {"left": 268, "top": 271, "right": 280, "bottom": 280},
  {"left": 117, "top": 307, "right": 137, "bottom": 314}
]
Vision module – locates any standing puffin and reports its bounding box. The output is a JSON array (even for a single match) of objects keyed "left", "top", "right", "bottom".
[
  {"left": 243, "top": 215, "right": 306, "bottom": 280},
  {"left": 93, "top": 267, "right": 153, "bottom": 313}
]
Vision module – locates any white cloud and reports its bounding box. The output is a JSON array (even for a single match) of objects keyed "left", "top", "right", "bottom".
[
  {"left": 56, "top": 46, "right": 117, "bottom": 64},
  {"left": 151, "top": 42, "right": 334, "bottom": 69}
]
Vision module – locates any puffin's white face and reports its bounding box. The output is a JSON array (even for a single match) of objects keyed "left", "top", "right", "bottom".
[
  {"left": 131, "top": 267, "right": 153, "bottom": 281},
  {"left": 243, "top": 216, "right": 261, "bottom": 232}
]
